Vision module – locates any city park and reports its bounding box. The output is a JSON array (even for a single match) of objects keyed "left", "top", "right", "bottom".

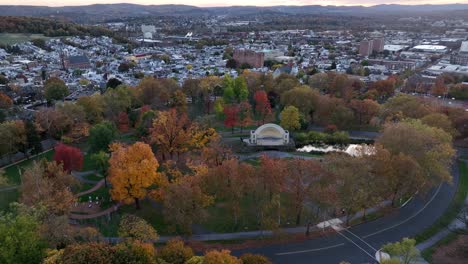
[{"left": 0, "top": 73, "right": 466, "bottom": 263}]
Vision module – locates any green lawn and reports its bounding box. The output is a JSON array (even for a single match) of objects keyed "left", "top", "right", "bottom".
[
  {"left": 0, "top": 33, "right": 49, "bottom": 45},
  {"left": 415, "top": 161, "right": 468, "bottom": 243},
  {"left": 0, "top": 189, "right": 19, "bottom": 212},
  {"left": 93, "top": 199, "right": 171, "bottom": 237},
  {"left": 81, "top": 154, "right": 96, "bottom": 172},
  {"left": 2, "top": 150, "right": 54, "bottom": 185}
]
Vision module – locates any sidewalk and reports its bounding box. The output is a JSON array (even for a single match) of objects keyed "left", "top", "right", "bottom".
[
  {"left": 416, "top": 196, "right": 468, "bottom": 252},
  {"left": 105, "top": 199, "right": 394, "bottom": 243}
]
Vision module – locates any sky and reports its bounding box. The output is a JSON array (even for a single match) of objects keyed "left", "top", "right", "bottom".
[{"left": 0, "top": 0, "right": 467, "bottom": 7}]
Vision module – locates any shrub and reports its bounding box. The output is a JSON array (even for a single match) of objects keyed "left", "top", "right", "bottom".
[
  {"left": 240, "top": 253, "right": 272, "bottom": 264},
  {"left": 158, "top": 239, "right": 193, "bottom": 264}
]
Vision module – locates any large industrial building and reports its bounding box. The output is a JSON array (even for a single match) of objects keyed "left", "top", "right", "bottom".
[{"left": 450, "top": 41, "right": 468, "bottom": 66}]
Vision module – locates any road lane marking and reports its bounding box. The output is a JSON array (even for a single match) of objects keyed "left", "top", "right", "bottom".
[
  {"left": 276, "top": 243, "right": 345, "bottom": 255},
  {"left": 363, "top": 183, "right": 443, "bottom": 238},
  {"left": 274, "top": 181, "right": 445, "bottom": 257},
  {"left": 344, "top": 229, "right": 378, "bottom": 252},
  {"left": 334, "top": 230, "right": 378, "bottom": 261}
]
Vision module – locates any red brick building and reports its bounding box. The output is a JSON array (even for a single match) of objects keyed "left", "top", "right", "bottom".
[{"left": 233, "top": 49, "right": 264, "bottom": 68}]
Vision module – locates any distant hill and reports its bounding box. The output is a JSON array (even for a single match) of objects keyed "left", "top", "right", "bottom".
[
  {"left": 0, "top": 4, "right": 209, "bottom": 23},
  {"left": 1, "top": 3, "right": 468, "bottom": 22}
]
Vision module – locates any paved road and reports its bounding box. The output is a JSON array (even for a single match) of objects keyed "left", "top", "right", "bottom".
[{"left": 233, "top": 160, "right": 460, "bottom": 263}]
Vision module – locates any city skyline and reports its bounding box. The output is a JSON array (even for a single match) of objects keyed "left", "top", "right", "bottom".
[{"left": 1, "top": 0, "right": 468, "bottom": 7}]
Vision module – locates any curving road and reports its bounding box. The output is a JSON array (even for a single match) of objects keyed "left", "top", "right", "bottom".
[{"left": 233, "top": 160, "right": 460, "bottom": 263}]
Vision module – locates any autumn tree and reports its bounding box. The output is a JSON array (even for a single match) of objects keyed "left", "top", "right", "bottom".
[
  {"left": 76, "top": 95, "right": 104, "bottom": 124},
  {"left": 60, "top": 242, "right": 114, "bottom": 264},
  {"left": 113, "top": 240, "right": 157, "bottom": 264},
  {"left": 117, "top": 112, "right": 130, "bottom": 132},
  {"left": 20, "top": 160, "right": 78, "bottom": 215},
  {"left": 284, "top": 159, "right": 332, "bottom": 225},
  {"left": 55, "top": 102, "right": 89, "bottom": 139},
  {"left": 370, "top": 78, "right": 397, "bottom": 99},
  {"left": 380, "top": 94, "right": 434, "bottom": 122},
  {"left": 182, "top": 78, "right": 201, "bottom": 104},
  {"left": 158, "top": 238, "right": 194, "bottom": 264},
  {"left": 204, "top": 250, "right": 241, "bottom": 264},
  {"left": 0, "top": 120, "right": 26, "bottom": 158},
  {"left": 199, "top": 76, "right": 222, "bottom": 114},
  {"left": 169, "top": 90, "right": 188, "bottom": 113},
  {"left": 150, "top": 108, "right": 216, "bottom": 160},
  {"left": 163, "top": 175, "right": 213, "bottom": 233},
  {"left": 203, "top": 159, "right": 253, "bottom": 228},
  {"left": 53, "top": 143, "right": 84, "bottom": 172},
  {"left": 118, "top": 214, "right": 158, "bottom": 241},
  {"left": 44, "top": 77, "right": 69, "bottom": 103},
  {"left": 254, "top": 90, "right": 272, "bottom": 124},
  {"left": 280, "top": 86, "right": 320, "bottom": 121},
  {"left": 421, "top": 113, "right": 457, "bottom": 137},
  {"left": 315, "top": 95, "right": 354, "bottom": 128},
  {"left": 280, "top": 106, "right": 301, "bottom": 131},
  {"left": 273, "top": 73, "right": 300, "bottom": 96},
  {"left": 0, "top": 92, "right": 13, "bottom": 109},
  {"left": 240, "top": 253, "right": 272, "bottom": 264},
  {"left": 238, "top": 101, "right": 253, "bottom": 132},
  {"left": 223, "top": 104, "right": 239, "bottom": 133},
  {"left": 371, "top": 146, "right": 425, "bottom": 206},
  {"left": 137, "top": 76, "right": 171, "bottom": 108},
  {"left": 431, "top": 75, "right": 448, "bottom": 96},
  {"left": 327, "top": 154, "right": 383, "bottom": 225},
  {"left": 377, "top": 119, "right": 455, "bottom": 193},
  {"left": 349, "top": 99, "right": 380, "bottom": 125},
  {"left": 35, "top": 107, "right": 70, "bottom": 139},
  {"left": 108, "top": 142, "right": 161, "bottom": 209},
  {"left": 102, "top": 85, "right": 134, "bottom": 122}
]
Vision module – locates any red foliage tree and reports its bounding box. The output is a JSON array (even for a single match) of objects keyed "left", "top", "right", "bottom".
[
  {"left": 0, "top": 92, "right": 13, "bottom": 109},
  {"left": 253, "top": 90, "right": 271, "bottom": 124},
  {"left": 53, "top": 143, "right": 83, "bottom": 172},
  {"left": 118, "top": 112, "right": 130, "bottom": 132},
  {"left": 223, "top": 105, "right": 239, "bottom": 133},
  {"left": 140, "top": 105, "right": 151, "bottom": 114}
]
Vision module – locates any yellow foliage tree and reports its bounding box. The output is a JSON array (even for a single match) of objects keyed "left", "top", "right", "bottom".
[
  {"left": 108, "top": 142, "right": 161, "bottom": 209},
  {"left": 280, "top": 105, "right": 301, "bottom": 131}
]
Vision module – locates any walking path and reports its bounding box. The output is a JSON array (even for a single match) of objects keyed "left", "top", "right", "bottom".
[
  {"left": 70, "top": 204, "right": 121, "bottom": 220},
  {"left": 0, "top": 185, "right": 19, "bottom": 192},
  {"left": 104, "top": 199, "right": 395, "bottom": 243},
  {"left": 74, "top": 179, "right": 105, "bottom": 197},
  {"left": 71, "top": 170, "right": 99, "bottom": 184},
  {"left": 69, "top": 171, "right": 117, "bottom": 220}
]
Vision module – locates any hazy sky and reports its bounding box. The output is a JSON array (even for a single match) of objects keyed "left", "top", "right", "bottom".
[{"left": 1, "top": 0, "right": 467, "bottom": 7}]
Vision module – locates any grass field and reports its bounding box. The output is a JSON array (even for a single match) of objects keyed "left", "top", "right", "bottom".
[
  {"left": 0, "top": 33, "right": 49, "bottom": 45},
  {"left": 2, "top": 150, "right": 54, "bottom": 185}
]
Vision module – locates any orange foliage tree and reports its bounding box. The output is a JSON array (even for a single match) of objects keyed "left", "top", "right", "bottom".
[
  {"left": 150, "top": 108, "right": 217, "bottom": 160},
  {"left": 108, "top": 142, "right": 161, "bottom": 209}
]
